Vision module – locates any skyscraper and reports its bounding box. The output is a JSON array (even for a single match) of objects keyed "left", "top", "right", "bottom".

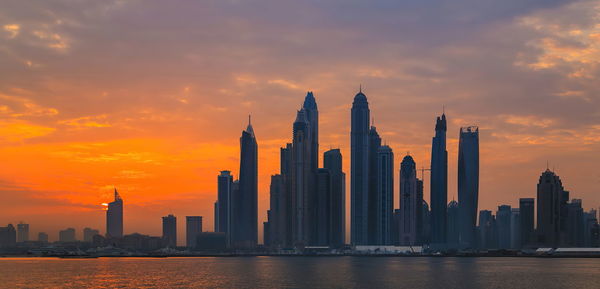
[
  {"left": 303, "top": 91, "right": 319, "bottom": 172},
  {"left": 478, "top": 210, "right": 494, "bottom": 249},
  {"left": 232, "top": 117, "right": 258, "bottom": 248},
  {"left": 458, "top": 126, "right": 479, "bottom": 249},
  {"left": 367, "top": 126, "right": 381, "bottom": 244},
  {"left": 496, "top": 205, "right": 512, "bottom": 249},
  {"left": 316, "top": 168, "right": 331, "bottom": 246},
  {"left": 447, "top": 201, "right": 459, "bottom": 247},
  {"left": 0, "top": 224, "right": 16, "bottom": 248},
  {"left": 430, "top": 113, "right": 448, "bottom": 246},
  {"left": 216, "top": 171, "right": 233, "bottom": 235},
  {"left": 291, "top": 109, "right": 312, "bottom": 246},
  {"left": 186, "top": 216, "right": 203, "bottom": 249},
  {"left": 566, "top": 199, "right": 584, "bottom": 247},
  {"left": 399, "top": 155, "right": 419, "bottom": 245},
  {"left": 519, "top": 198, "right": 535, "bottom": 248},
  {"left": 106, "top": 188, "right": 123, "bottom": 238},
  {"left": 17, "top": 223, "right": 29, "bottom": 243},
  {"left": 510, "top": 208, "right": 521, "bottom": 249},
  {"left": 324, "top": 148, "right": 345, "bottom": 248},
  {"left": 536, "top": 169, "right": 567, "bottom": 247},
  {"left": 59, "top": 228, "right": 76, "bottom": 242},
  {"left": 162, "top": 214, "right": 177, "bottom": 247},
  {"left": 375, "top": 145, "right": 394, "bottom": 245},
  {"left": 351, "top": 89, "right": 370, "bottom": 245}
]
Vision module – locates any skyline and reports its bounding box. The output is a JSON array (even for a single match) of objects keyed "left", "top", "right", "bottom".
[{"left": 1, "top": 0, "right": 600, "bottom": 245}]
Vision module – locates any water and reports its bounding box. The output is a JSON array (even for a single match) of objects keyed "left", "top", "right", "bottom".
[{"left": 0, "top": 257, "right": 598, "bottom": 288}]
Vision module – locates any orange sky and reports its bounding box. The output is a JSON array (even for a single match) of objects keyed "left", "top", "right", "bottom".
[{"left": 0, "top": 0, "right": 599, "bottom": 245}]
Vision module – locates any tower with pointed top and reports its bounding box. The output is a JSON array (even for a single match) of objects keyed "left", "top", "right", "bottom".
[
  {"left": 232, "top": 117, "right": 258, "bottom": 248},
  {"left": 303, "top": 92, "right": 319, "bottom": 172},
  {"left": 291, "top": 109, "right": 312, "bottom": 246},
  {"left": 351, "top": 89, "right": 370, "bottom": 245},
  {"left": 106, "top": 188, "right": 123, "bottom": 238},
  {"left": 430, "top": 113, "right": 448, "bottom": 246}
]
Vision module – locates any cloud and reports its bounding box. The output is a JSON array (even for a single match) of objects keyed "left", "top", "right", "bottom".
[
  {"left": 3, "top": 24, "right": 19, "bottom": 38},
  {"left": 0, "top": 120, "right": 55, "bottom": 142}
]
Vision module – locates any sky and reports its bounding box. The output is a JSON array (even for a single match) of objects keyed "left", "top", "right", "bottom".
[{"left": 0, "top": 0, "right": 599, "bottom": 245}]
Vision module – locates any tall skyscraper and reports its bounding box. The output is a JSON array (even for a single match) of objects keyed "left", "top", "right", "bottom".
[
  {"left": 399, "top": 155, "right": 419, "bottom": 245},
  {"left": 303, "top": 91, "right": 319, "bottom": 172},
  {"left": 162, "top": 214, "right": 177, "bottom": 247},
  {"left": 17, "top": 223, "right": 29, "bottom": 243},
  {"left": 106, "top": 188, "right": 123, "bottom": 238},
  {"left": 478, "top": 210, "right": 494, "bottom": 249},
  {"left": 566, "top": 199, "right": 584, "bottom": 247},
  {"left": 496, "top": 205, "right": 512, "bottom": 249},
  {"left": 430, "top": 113, "right": 448, "bottom": 246},
  {"left": 367, "top": 126, "right": 381, "bottom": 244},
  {"left": 216, "top": 171, "right": 233, "bottom": 235},
  {"left": 186, "top": 216, "right": 203, "bottom": 249},
  {"left": 458, "top": 126, "right": 479, "bottom": 249},
  {"left": 536, "top": 169, "right": 567, "bottom": 247},
  {"left": 519, "top": 198, "right": 535, "bottom": 247},
  {"left": 510, "top": 208, "right": 521, "bottom": 249},
  {"left": 83, "top": 228, "right": 99, "bottom": 242},
  {"left": 375, "top": 145, "right": 394, "bottom": 245},
  {"left": 315, "top": 168, "right": 331, "bottom": 246},
  {"left": 351, "top": 89, "right": 370, "bottom": 245},
  {"left": 232, "top": 117, "right": 258, "bottom": 248},
  {"left": 266, "top": 174, "right": 285, "bottom": 248},
  {"left": 291, "top": 109, "right": 312, "bottom": 246},
  {"left": 324, "top": 148, "right": 345, "bottom": 248}
]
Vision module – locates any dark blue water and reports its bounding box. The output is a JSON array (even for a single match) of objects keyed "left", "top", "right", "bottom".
[{"left": 0, "top": 257, "right": 598, "bottom": 288}]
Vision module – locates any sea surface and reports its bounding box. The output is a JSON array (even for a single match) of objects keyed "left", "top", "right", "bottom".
[{"left": 0, "top": 257, "right": 599, "bottom": 288}]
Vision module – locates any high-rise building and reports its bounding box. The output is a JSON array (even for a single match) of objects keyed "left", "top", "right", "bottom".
[
  {"left": 265, "top": 174, "right": 284, "bottom": 249},
  {"left": 430, "top": 113, "right": 448, "bottom": 246},
  {"left": 324, "top": 148, "right": 346, "bottom": 248},
  {"left": 315, "top": 168, "right": 331, "bottom": 246},
  {"left": 399, "top": 155, "right": 419, "bottom": 245},
  {"left": 38, "top": 232, "right": 48, "bottom": 243},
  {"left": 367, "top": 126, "right": 382, "bottom": 244},
  {"left": 373, "top": 145, "right": 394, "bottom": 245},
  {"left": 232, "top": 117, "right": 258, "bottom": 249},
  {"left": 213, "top": 201, "right": 218, "bottom": 233},
  {"left": 496, "top": 205, "right": 512, "bottom": 249},
  {"left": 510, "top": 208, "right": 521, "bottom": 249},
  {"left": 566, "top": 199, "right": 584, "bottom": 247},
  {"left": 59, "top": 228, "right": 76, "bottom": 242},
  {"left": 458, "top": 126, "right": 479, "bottom": 249},
  {"left": 447, "top": 201, "right": 459, "bottom": 247},
  {"left": 303, "top": 91, "right": 319, "bottom": 173},
  {"left": 291, "top": 109, "right": 313, "bottom": 246},
  {"left": 421, "top": 200, "right": 431, "bottom": 245},
  {"left": 536, "top": 169, "right": 568, "bottom": 247},
  {"left": 216, "top": 171, "right": 233, "bottom": 235},
  {"left": 17, "top": 223, "right": 29, "bottom": 242},
  {"left": 519, "top": 198, "right": 535, "bottom": 248},
  {"left": 478, "top": 210, "right": 495, "bottom": 249},
  {"left": 584, "top": 209, "right": 598, "bottom": 247},
  {"left": 106, "top": 188, "right": 123, "bottom": 238},
  {"left": 162, "top": 214, "right": 177, "bottom": 247},
  {"left": 351, "top": 89, "right": 370, "bottom": 245},
  {"left": 83, "top": 228, "right": 99, "bottom": 242},
  {"left": 186, "top": 216, "right": 203, "bottom": 249},
  {"left": 0, "top": 224, "right": 16, "bottom": 248}
]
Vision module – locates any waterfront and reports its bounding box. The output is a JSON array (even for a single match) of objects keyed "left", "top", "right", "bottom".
[{"left": 1, "top": 257, "right": 599, "bottom": 288}]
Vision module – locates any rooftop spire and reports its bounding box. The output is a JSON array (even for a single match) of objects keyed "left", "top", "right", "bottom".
[{"left": 245, "top": 114, "right": 255, "bottom": 137}]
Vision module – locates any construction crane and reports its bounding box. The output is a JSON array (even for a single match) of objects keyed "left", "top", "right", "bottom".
[{"left": 419, "top": 166, "right": 431, "bottom": 180}]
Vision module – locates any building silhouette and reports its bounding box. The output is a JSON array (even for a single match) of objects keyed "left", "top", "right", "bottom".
[
  {"left": 17, "top": 222, "right": 29, "bottom": 243},
  {"left": 447, "top": 201, "right": 459, "bottom": 247},
  {"left": 216, "top": 170, "right": 233, "bottom": 247},
  {"left": 519, "top": 198, "right": 535, "bottom": 248},
  {"left": 324, "top": 148, "right": 346, "bottom": 248},
  {"left": 83, "top": 228, "right": 99, "bottom": 242},
  {"left": 367, "top": 126, "right": 381, "bottom": 244},
  {"left": 231, "top": 117, "right": 258, "bottom": 249},
  {"left": 0, "top": 224, "right": 16, "bottom": 248},
  {"left": 496, "top": 205, "right": 512, "bottom": 249},
  {"left": 399, "top": 154, "right": 420, "bottom": 245},
  {"left": 315, "top": 168, "right": 331, "bottom": 246},
  {"left": 478, "top": 210, "right": 495, "bottom": 249},
  {"left": 458, "top": 126, "right": 479, "bottom": 249},
  {"left": 510, "top": 208, "right": 521, "bottom": 249},
  {"left": 162, "top": 214, "right": 177, "bottom": 247},
  {"left": 374, "top": 145, "right": 394, "bottom": 245},
  {"left": 38, "top": 232, "right": 48, "bottom": 243},
  {"left": 291, "top": 109, "right": 313, "bottom": 246},
  {"left": 106, "top": 188, "right": 123, "bottom": 238},
  {"left": 186, "top": 216, "right": 203, "bottom": 249},
  {"left": 536, "top": 169, "right": 568, "bottom": 247},
  {"left": 59, "top": 228, "right": 76, "bottom": 242},
  {"left": 430, "top": 113, "right": 448, "bottom": 246},
  {"left": 566, "top": 199, "right": 584, "bottom": 247},
  {"left": 351, "top": 89, "right": 370, "bottom": 245}
]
